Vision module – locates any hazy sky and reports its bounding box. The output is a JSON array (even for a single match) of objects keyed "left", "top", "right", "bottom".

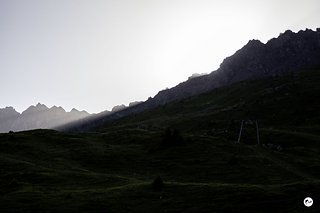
[{"left": 1, "top": 0, "right": 319, "bottom": 113}]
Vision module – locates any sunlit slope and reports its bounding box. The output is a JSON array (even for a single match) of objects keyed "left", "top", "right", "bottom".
[{"left": 0, "top": 69, "right": 320, "bottom": 212}]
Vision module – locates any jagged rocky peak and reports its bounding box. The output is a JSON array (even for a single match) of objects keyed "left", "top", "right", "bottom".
[
  {"left": 281, "top": 29, "right": 294, "bottom": 36},
  {"left": 246, "top": 39, "right": 264, "bottom": 47},
  {"left": 129, "top": 101, "right": 143, "bottom": 107},
  {"left": 22, "top": 103, "right": 48, "bottom": 114},
  {"left": 222, "top": 39, "right": 264, "bottom": 64},
  {"left": 36, "top": 103, "right": 48, "bottom": 110},
  {"left": 0, "top": 106, "right": 18, "bottom": 113},
  {"left": 188, "top": 73, "right": 207, "bottom": 80},
  {"left": 0, "top": 106, "right": 20, "bottom": 118},
  {"left": 51, "top": 105, "right": 66, "bottom": 113},
  {"left": 147, "top": 28, "right": 320, "bottom": 107},
  {"left": 51, "top": 105, "right": 61, "bottom": 110},
  {"left": 267, "top": 28, "right": 320, "bottom": 48},
  {"left": 239, "top": 39, "right": 265, "bottom": 55},
  {"left": 22, "top": 106, "right": 36, "bottom": 114},
  {"left": 68, "top": 108, "right": 89, "bottom": 118},
  {"left": 70, "top": 108, "right": 80, "bottom": 112},
  {"left": 111, "top": 104, "right": 127, "bottom": 112},
  {"left": 70, "top": 108, "right": 89, "bottom": 115},
  {"left": 0, "top": 103, "right": 91, "bottom": 132}
]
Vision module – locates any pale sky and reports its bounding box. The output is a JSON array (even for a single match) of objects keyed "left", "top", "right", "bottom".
[{"left": 0, "top": 0, "right": 319, "bottom": 113}]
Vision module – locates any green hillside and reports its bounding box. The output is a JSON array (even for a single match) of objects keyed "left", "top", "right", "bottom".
[{"left": 0, "top": 69, "right": 320, "bottom": 212}]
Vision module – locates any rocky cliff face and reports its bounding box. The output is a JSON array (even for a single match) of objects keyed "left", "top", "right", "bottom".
[
  {"left": 0, "top": 103, "right": 90, "bottom": 132},
  {"left": 148, "top": 29, "right": 320, "bottom": 105}
]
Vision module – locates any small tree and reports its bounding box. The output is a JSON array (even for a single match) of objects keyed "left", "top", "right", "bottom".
[
  {"left": 151, "top": 176, "right": 164, "bottom": 191},
  {"left": 161, "top": 128, "right": 184, "bottom": 147}
]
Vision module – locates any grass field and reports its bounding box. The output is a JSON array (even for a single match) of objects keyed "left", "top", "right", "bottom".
[{"left": 0, "top": 69, "right": 320, "bottom": 212}]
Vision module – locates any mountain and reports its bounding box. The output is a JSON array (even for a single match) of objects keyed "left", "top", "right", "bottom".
[
  {"left": 0, "top": 107, "right": 20, "bottom": 133},
  {"left": 0, "top": 103, "right": 90, "bottom": 133},
  {"left": 1, "top": 68, "right": 319, "bottom": 212},
  {"left": 149, "top": 28, "right": 320, "bottom": 105},
  {"left": 61, "top": 28, "right": 320, "bottom": 132},
  {"left": 0, "top": 107, "right": 20, "bottom": 119},
  {"left": 1, "top": 28, "right": 320, "bottom": 212}
]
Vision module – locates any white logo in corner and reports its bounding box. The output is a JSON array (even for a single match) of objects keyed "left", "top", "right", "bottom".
[{"left": 304, "top": 197, "right": 313, "bottom": 207}]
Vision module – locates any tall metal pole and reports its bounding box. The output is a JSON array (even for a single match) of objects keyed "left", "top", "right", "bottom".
[{"left": 237, "top": 120, "right": 244, "bottom": 143}]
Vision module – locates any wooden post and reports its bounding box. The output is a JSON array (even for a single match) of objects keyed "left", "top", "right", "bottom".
[
  {"left": 237, "top": 120, "right": 244, "bottom": 143},
  {"left": 256, "top": 120, "right": 260, "bottom": 145}
]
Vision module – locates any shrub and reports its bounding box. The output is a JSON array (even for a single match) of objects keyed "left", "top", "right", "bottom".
[
  {"left": 151, "top": 176, "right": 164, "bottom": 191},
  {"left": 161, "top": 128, "right": 185, "bottom": 147}
]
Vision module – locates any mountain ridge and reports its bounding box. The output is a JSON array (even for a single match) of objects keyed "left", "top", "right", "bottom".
[
  {"left": 149, "top": 28, "right": 320, "bottom": 105},
  {"left": 60, "top": 28, "right": 320, "bottom": 132},
  {"left": 0, "top": 103, "right": 90, "bottom": 133},
  {"left": 1, "top": 28, "right": 320, "bottom": 212}
]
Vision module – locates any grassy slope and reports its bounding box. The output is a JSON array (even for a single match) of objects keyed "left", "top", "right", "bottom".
[{"left": 0, "top": 69, "right": 320, "bottom": 212}]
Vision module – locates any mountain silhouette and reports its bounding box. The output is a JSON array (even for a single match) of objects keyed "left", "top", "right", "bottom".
[
  {"left": 61, "top": 28, "right": 320, "bottom": 132},
  {"left": 0, "top": 103, "right": 90, "bottom": 133},
  {"left": 149, "top": 28, "right": 320, "bottom": 105},
  {"left": 1, "top": 28, "right": 320, "bottom": 212}
]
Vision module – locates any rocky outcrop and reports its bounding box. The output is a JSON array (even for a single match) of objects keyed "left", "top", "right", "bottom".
[
  {"left": 129, "top": 101, "right": 143, "bottom": 107},
  {"left": 111, "top": 104, "right": 127, "bottom": 112},
  {"left": 188, "top": 73, "right": 207, "bottom": 80}
]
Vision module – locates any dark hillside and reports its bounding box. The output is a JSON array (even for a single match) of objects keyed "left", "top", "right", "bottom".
[
  {"left": 1, "top": 69, "right": 319, "bottom": 212},
  {"left": 60, "top": 29, "right": 320, "bottom": 132}
]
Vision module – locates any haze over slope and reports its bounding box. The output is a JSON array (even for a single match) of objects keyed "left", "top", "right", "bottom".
[
  {"left": 0, "top": 103, "right": 89, "bottom": 133},
  {"left": 62, "top": 28, "right": 320, "bottom": 132}
]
